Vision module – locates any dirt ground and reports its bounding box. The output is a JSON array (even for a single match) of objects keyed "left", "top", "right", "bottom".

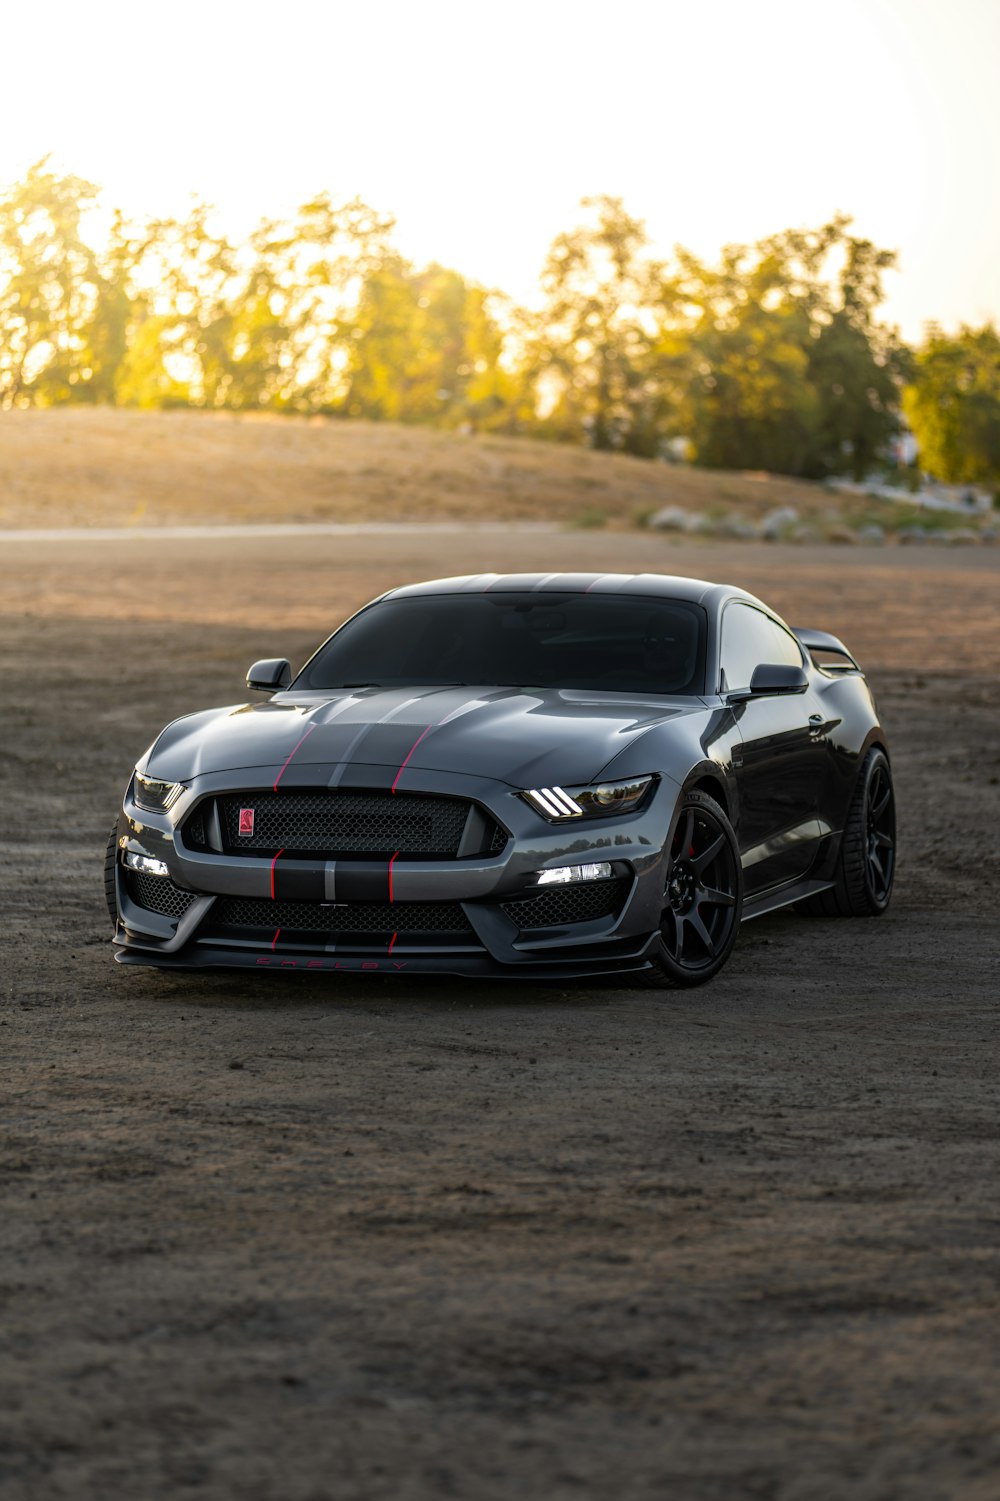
[{"left": 1, "top": 531, "right": 998, "bottom": 1501}]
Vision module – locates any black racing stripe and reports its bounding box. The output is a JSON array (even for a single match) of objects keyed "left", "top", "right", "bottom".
[
  {"left": 533, "top": 573, "right": 603, "bottom": 593},
  {"left": 584, "top": 573, "right": 638, "bottom": 594},
  {"left": 327, "top": 765, "right": 396, "bottom": 793},
  {"left": 318, "top": 689, "right": 496, "bottom": 781},
  {"left": 273, "top": 861, "right": 327, "bottom": 902},
  {"left": 322, "top": 690, "right": 447, "bottom": 786},
  {"left": 333, "top": 861, "right": 393, "bottom": 903},
  {"left": 483, "top": 574, "right": 550, "bottom": 592}
]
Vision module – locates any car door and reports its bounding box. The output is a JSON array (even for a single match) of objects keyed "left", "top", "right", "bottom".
[{"left": 720, "top": 602, "right": 830, "bottom": 895}]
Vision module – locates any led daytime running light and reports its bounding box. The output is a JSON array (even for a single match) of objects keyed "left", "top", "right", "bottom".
[
  {"left": 522, "top": 775, "right": 653, "bottom": 821},
  {"left": 133, "top": 771, "right": 186, "bottom": 812}
]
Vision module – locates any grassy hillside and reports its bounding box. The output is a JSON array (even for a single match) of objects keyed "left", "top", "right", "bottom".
[{"left": 0, "top": 407, "right": 834, "bottom": 530}]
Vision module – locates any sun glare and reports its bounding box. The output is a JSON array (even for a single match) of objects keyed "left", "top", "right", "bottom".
[{"left": 0, "top": 0, "right": 998, "bottom": 340}]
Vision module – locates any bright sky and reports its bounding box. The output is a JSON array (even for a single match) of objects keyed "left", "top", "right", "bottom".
[{"left": 4, "top": 0, "right": 998, "bottom": 340}]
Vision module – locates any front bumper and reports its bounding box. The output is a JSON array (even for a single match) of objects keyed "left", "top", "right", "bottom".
[{"left": 112, "top": 765, "right": 679, "bottom": 978}]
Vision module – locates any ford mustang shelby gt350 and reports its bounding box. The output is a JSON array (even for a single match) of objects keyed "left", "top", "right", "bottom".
[{"left": 106, "top": 572, "right": 896, "bottom": 986}]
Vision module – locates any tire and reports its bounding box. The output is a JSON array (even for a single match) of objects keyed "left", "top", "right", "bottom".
[
  {"left": 104, "top": 821, "right": 120, "bottom": 927},
  {"left": 798, "top": 747, "right": 896, "bottom": 918},
  {"left": 634, "top": 790, "right": 743, "bottom": 988}
]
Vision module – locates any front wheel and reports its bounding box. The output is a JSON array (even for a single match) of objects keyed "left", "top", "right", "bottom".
[
  {"left": 104, "top": 821, "right": 120, "bottom": 927},
  {"left": 636, "top": 790, "right": 743, "bottom": 988}
]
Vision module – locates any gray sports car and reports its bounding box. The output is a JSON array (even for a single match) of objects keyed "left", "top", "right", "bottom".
[{"left": 106, "top": 572, "right": 896, "bottom": 986}]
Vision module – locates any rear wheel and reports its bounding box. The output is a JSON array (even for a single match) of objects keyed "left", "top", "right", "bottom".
[
  {"left": 798, "top": 747, "right": 896, "bottom": 918},
  {"left": 636, "top": 791, "right": 743, "bottom": 988}
]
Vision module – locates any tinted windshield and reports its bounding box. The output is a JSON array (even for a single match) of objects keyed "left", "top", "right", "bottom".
[{"left": 295, "top": 593, "right": 706, "bottom": 695}]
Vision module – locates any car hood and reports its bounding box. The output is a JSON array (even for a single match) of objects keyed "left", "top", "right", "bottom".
[{"left": 146, "top": 684, "right": 701, "bottom": 790}]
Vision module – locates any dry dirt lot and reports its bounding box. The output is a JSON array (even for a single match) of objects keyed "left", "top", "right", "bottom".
[{"left": 1, "top": 530, "right": 998, "bottom": 1501}]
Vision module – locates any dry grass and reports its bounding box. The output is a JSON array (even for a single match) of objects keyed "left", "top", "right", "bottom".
[{"left": 0, "top": 407, "right": 834, "bottom": 529}]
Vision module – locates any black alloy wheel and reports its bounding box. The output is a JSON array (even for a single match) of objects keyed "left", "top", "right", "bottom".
[
  {"left": 797, "top": 746, "right": 896, "bottom": 918},
  {"left": 104, "top": 821, "right": 120, "bottom": 926},
  {"left": 864, "top": 757, "right": 895, "bottom": 906},
  {"left": 638, "top": 790, "right": 743, "bottom": 988}
]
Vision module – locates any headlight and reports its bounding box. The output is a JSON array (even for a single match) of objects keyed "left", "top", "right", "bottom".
[
  {"left": 132, "top": 770, "right": 186, "bottom": 812},
  {"left": 521, "top": 776, "right": 654, "bottom": 821}
]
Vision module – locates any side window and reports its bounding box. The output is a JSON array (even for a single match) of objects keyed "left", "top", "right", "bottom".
[{"left": 720, "top": 604, "right": 803, "bottom": 691}]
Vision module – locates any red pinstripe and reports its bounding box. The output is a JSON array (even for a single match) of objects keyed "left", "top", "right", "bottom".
[
  {"left": 273, "top": 723, "right": 318, "bottom": 792},
  {"left": 390, "top": 726, "right": 433, "bottom": 793}
]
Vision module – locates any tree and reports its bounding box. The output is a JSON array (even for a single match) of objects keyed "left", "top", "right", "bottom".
[
  {"left": 0, "top": 165, "right": 918, "bottom": 482},
  {"left": 105, "top": 194, "right": 396, "bottom": 411},
  {"left": 677, "top": 219, "right": 904, "bottom": 478},
  {"left": 342, "top": 259, "right": 515, "bottom": 428},
  {"left": 809, "top": 229, "right": 906, "bottom": 477},
  {"left": 0, "top": 159, "right": 102, "bottom": 407},
  {"left": 675, "top": 240, "right": 820, "bottom": 473},
  {"left": 527, "top": 196, "right": 664, "bottom": 455},
  {"left": 83, "top": 210, "right": 177, "bottom": 406},
  {"left": 903, "top": 324, "right": 1000, "bottom": 488}
]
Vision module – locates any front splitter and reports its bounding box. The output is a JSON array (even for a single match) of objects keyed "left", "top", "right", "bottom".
[{"left": 113, "top": 938, "right": 657, "bottom": 982}]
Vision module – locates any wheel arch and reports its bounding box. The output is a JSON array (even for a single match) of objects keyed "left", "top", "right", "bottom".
[
  {"left": 682, "top": 767, "right": 732, "bottom": 821},
  {"left": 859, "top": 728, "right": 891, "bottom": 767}
]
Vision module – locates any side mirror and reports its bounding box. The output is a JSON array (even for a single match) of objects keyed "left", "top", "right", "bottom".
[
  {"left": 749, "top": 662, "right": 809, "bottom": 696},
  {"left": 247, "top": 658, "right": 292, "bottom": 693}
]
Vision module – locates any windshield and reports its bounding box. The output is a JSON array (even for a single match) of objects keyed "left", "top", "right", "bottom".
[{"left": 294, "top": 592, "right": 707, "bottom": 695}]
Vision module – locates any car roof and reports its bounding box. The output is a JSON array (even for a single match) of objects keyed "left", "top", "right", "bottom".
[{"left": 386, "top": 572, "right": 768, "bottom": 611}]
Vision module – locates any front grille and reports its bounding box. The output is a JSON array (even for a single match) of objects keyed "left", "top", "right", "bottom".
[
  {"left": 501, "top": 877, "right": 631, "bottom": 930},
  {"left": 210, "top": 897, "right": 474, "bottom": 936},
  {"left": 126, "top": 870, "right": 198, "bottom": 919},
  {"left": 198, "top": 791, "right": 503, "bottom": 860}
]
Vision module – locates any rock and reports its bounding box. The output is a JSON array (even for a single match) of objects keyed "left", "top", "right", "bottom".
[
  {"left": 790, "top": 523, "right": 822, "bottom": 544},
  {"left": 826, "top": 525, "right": 859, "bottom": 544},
  {"left": 943, "top": 528, "right": 980, "bottom": 545},
  {"left": 760, "top": 506, "right": 799, "bottom": 540},
  {"left": 897, "top": 526, "right": 929, "bottom": 545},
  {"left": 857, "top": 523, "right": 885, "bottom": 545},
  {"left": 647, "top": 506, "right": 692, "bottom": 531},
  {"left": 714, "top": 515, "right": 759, "bottom": 539}
]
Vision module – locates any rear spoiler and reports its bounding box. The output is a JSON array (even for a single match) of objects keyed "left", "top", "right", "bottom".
[{"left": 792, "top": 628, "right": 862, "bottom": 673}]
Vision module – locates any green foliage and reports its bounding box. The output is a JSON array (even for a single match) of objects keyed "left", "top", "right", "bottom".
[
  {"left": 525, "top": 196, "right": 665, "bottom": 456},
  {"left": 0, "top": 158, "right": 102, "bottom": 406},
  {"left": 675, "top": 219, "right": 905, "bottom": 478},
  {"left": 342, "top": 259, "right": 515, "bottom": 428},
  {"left": 569, "top": 506, "right": 609, "bottom": 529},
  {"left": 903, "top": 325, "right": 1000, "bottom": 487}
]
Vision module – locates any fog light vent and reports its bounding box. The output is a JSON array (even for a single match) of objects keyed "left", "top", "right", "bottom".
[
  {"left": 535, "top": 862, "right": 612, "bottom": 886},
  {"left": 123, "top": 850, "right": 169, "bottom": 878}
]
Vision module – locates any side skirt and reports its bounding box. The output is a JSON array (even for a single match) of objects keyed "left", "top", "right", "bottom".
[{"left": 741, "top": 878, "right": 835, "bottom": 922}]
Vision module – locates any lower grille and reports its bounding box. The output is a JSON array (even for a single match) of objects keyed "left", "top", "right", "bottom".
[
  {"left": 209, "top": 897, "right": 474, "bottom": 936},
  {"left": 501, "top": 877, "right": 631, "bottom": 929},
  {"left": 126, "top": 871, "right": 198, "bottom": 919}
]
